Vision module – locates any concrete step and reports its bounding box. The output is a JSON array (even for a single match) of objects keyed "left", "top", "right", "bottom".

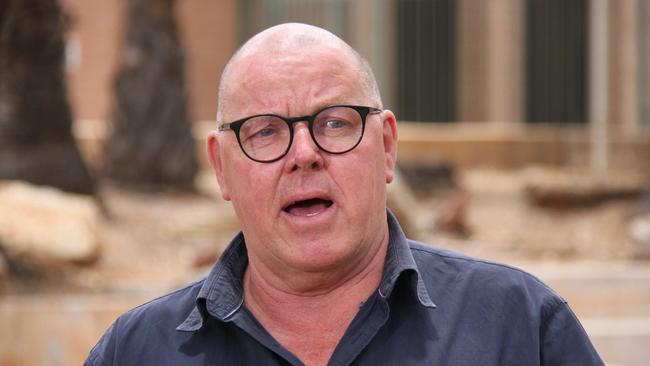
[
  {"left": 582, "top": 317, "right": 650, "bottom": 366},
  {"left": 522, "top": 261, "right": 650, "bottom": 366},
  {"left": 515, "top": 261, "right": 650, "bottom": 317},
  {"left": 0, "top": 293, "right": 157, "bottom": 366}
]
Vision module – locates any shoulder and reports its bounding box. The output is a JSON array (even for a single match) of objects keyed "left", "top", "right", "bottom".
[
  {"left": 85, "top": 279, "right": 204, "bottom": 365},
  {"left": 408, "top": 240, "right": 564, "bottom": 308},
  {"left": 407, "top": 241, "right": 604, "bottom": 364},
  {"left": 115, "top": 279, "right": 204, "bottom": 329}
]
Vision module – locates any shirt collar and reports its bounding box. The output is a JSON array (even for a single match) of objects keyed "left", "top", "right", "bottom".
[
  {"left": 176, "top": 232, "right": 248, "bottom": 331},
  {"left": 177, "top": 210, "right": 435, "bottom": 332},
  {"left": 379, "top": 209, "right": 436, "bottom": 308}
]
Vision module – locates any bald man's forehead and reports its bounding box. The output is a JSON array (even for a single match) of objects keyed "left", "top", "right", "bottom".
[
  {"left": 233, "top": 43, "right": 359, "bottom": 78},
  {"left": 221, "top": 47, "right": 366, "bottom": 118},
  {"left": 216, "top": 23, "right": 382, "bottom": 124}
]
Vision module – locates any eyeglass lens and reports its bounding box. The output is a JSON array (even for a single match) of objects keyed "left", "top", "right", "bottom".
[{"left": 238, "top": 106, "right": 364, "bottom": 162}]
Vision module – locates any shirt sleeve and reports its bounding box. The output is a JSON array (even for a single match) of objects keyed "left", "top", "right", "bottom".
[
  {"left": 84, "top": 321, "right": 117, "bottom": 366},
  {"left": 540, "top": 300, "right": 605, "bottom": 366}
]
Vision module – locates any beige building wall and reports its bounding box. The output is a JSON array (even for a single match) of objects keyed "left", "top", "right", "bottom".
[
  {"left": 641, "top": 0, "right": 650, "bottom": 133},
  {"left": 456, "top": 0, "right": 524, "bottom": 123},
  {"left": 178, "top": 0, "right": 238, "bottom": 121},
  {"left": 60, "top": 0, "right": 237, "bottom": 122},
  {"left": 60, "top": 0, "right": 123, "bottom": 121},
  {"left": 608, "top": 0, "right": 640, "bottom": 137},
  {"left": 456, "top": 0, "right": 489, "bottom": 122},
  {"left": 485, "top": 0, "right": 524, "bottom": 123}
]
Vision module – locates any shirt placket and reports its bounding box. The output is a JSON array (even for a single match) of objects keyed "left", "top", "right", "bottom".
[{"left": 326, "top": 290, "right": 391, "bottom": 366}]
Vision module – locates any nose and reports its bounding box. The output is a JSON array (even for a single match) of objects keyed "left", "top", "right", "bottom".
[{"left": 287, "top": 122, "right": 323, "bottom": 172}]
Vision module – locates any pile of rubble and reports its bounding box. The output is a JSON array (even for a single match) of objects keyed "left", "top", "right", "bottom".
[
  {"left": 0, "top": 181, "right": 101, "bottom": 286},
  {"left": 1, "top": 166, "right": 649, "bottom": 291}
]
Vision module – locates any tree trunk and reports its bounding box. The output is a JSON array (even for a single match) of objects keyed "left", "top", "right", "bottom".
[
  {"left": 103, "top": 0, "right": 197, "bottom": 191},
  {"left": 0, "top": 0, "right": 95, "bottom": 195}
]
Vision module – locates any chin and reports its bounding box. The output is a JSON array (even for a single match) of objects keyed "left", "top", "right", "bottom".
[{"left": 283, "top": 237, "right": 358, "bottom": 272}]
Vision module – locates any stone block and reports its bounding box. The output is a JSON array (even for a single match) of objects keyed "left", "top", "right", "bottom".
[{"left": 0, "top": 181, "right": 101, "bottom": 274}]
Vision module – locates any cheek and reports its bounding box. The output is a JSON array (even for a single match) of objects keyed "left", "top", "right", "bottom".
[
  {"left": 225, "top": 158, "right": 278, "bottom": 213},
  {"left": 359, "top": 131, "right": 389, "bottom": 183},
  {"left": 227, "top": 173, "right": 273, "bottom": 237},
  {"left": 334, "top": 144, "right": 387, "bottom": 207}
]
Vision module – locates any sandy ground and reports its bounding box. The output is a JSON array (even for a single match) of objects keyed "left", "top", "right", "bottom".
[
  {"left": 427, "top": 168, "right": 643, "bottom": 262},
  {"left": 3, "top": 167, "right": 646, "bottom": 294}
]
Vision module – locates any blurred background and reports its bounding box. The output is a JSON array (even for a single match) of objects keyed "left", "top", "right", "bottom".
[{"left": 1, "top": 0, "right": 649, "bottom": 365}]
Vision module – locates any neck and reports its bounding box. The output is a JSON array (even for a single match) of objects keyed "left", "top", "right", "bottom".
[{"left": 243, "top": 231, "right": 389, "bottom": 366}]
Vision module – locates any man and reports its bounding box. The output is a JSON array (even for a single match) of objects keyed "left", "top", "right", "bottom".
[{"left": 86, "top": 23, "right": 603, "bottom": 366}]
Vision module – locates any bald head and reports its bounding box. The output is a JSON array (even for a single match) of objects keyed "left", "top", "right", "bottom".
[{"left": 216, "top": 23, "right": 382, "bottom": 124}]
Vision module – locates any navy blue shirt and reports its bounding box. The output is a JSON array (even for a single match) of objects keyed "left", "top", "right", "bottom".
[{"left": 85, "top": 211, "right": 603, "bottom": 365}]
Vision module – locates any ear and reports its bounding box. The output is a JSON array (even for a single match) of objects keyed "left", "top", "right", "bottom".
[
  {"left": 381, "top": 110, "right": 398, "bottom": 184},
  {"left": 207, "top": 131, "right": 231, "bottom": 201}
]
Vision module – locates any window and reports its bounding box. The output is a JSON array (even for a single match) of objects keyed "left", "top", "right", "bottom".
[{"left": 397, "top": 0, "right": 455, "bottom": 122}]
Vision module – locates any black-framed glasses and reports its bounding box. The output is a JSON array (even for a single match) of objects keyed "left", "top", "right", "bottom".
[{"left": 218, "top": 105, "right": 382, "bottom": 163}]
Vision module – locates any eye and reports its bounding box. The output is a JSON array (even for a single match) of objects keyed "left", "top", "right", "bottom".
[
  {"left": 242, "top": 125, "right": 272, "bottom": 141},
  {"left": 326, "top": 119, "right": 346, "bottom": 129},
  {"left": 240, "top": 116, "right": 284, "bottom": 142},
  {"left": 256, "top": 126, "right": 276, "bottom": 137}
]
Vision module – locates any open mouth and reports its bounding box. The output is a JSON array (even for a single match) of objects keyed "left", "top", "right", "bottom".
[{"left": 283, "top": 198, "right": 334, "bottom": 217}]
